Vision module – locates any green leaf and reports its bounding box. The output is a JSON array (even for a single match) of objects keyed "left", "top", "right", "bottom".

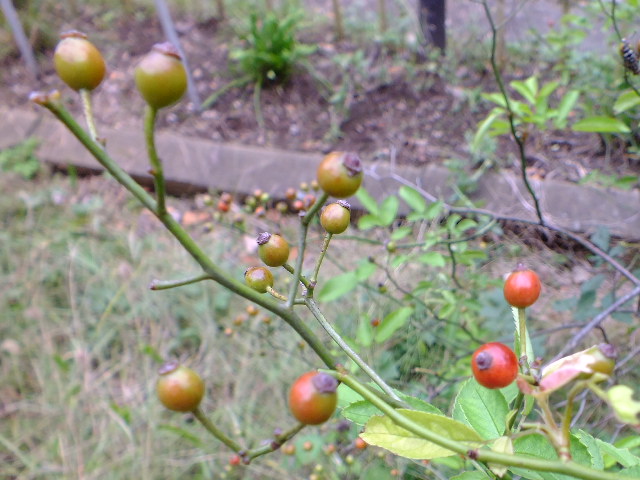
[
  {"left": 399, "top": 186, "right": 427, "bottom": 213},
  {"left": 358, "top": 213, "right": 381, "bottom": 230},
  {"left": 361, "top": 410, "right": 482, "bottom": 460},
  {"left": 424, "top": 200, "right": 444, "bottom": 220},
  {"left": 572, "top": 116, "right": 631, "bottom": 133},
  {"left": 356, "top": 316, "right": 374, "bottom": 348},
  {"left": 450, "top": 473, "right": 488, "bottom": 480},
  {"left": 481, "top": 92, "right": 508, "bottom": 108},
  {"left": 342, "top": 400, "right": 383, "bottom": 426},
  {"left": 418, "top": 251, "right": 446, "bottom": 267},
  {"left": 455, "top": 218, "right": 477, "bottom": 233},
  {"left": 489, "top": 436, "right": 514, "bottom": 477},
  {"left": 511, "top": 76, "right": 538, "bottom": 103},
  {"left": 356, "top": 188, "right": 379, "bottom": 215},
  {"left": 614, "top": 90, "right": 640, "bottom": 115},
  {"left": 337, "top": 383, "right": 364, "bottom": 409},
  {"left": 452, "top": 379, "right": 509, "bottom": 440},
  {"left": 606, "top": 385, "right": 640, "bottom": 426},
  {"left": 473, "top": 108, "right": 504, "bottom": 153},
  {"left": 538, "top": 80, "right": 559, "bottom": 101},
  {"left": 375, "top": 306, "right": 414, "bottom": 343},
  {"left": 574, "top": 429, "right": 604, "bottom": 470},
  {"left": 399, "top": 393, "right": 444, "bottom": 416},
  {"left": 391, "top": 226, "right": 413, "bottom": 241},
  {"left": 554, "top": 90, "right": 580, "bottom": 129},
  {"left": 488, "top": 119, "right": 511, "bottom": 137},
  {"left": 596, "top": 436, "right": 640, "bottom": 468},
  {"left": 317, "top": 271, "right": 357, "bottom": 302},
  {"left": 510, "top": 433, "right": 592, "bottom": 480},
  {"left": 355, "top": 260, "right": 377, "bottom": 281},
  {"left": 378, "top": 196, "right": 399, "bottom": 226},
  {"left": 620, "top": 465, "right": 640, "bottom": 477}
]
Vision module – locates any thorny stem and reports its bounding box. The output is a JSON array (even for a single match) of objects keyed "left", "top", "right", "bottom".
[
  {"left": 245, "top": 423, "right": 305, "bottom": 462},
  {"left": 144, "top": 105, "right": 166, "bottom": 215},
  {"left": 37, "top": 97, "right": 338, "bottom": 370},
  {"left": 305, "top": 297, "right": 402, "bottom": 403},
  {"left": 192, "top": 407, "right": 243, "bottom": 453},
  {"left": 80, "top": 89, "right": 101, "bottom": 146},
  {"left": 149, "top": 273, "right": 212, "bottom": 290},
  {"left": 330, "top": 372, "right": 622, "bottom": 480},
  {"left": 482, "top": 0, "right": 545, "bottom": 225}
]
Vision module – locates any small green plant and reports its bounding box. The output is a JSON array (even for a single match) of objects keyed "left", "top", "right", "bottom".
[
  {"left": 230, "top": 10, "right": 314, "bottom": 85},
  {"left": 473, "top": 75, "right": 580, "bottom": 152},
  {"left": 0, "top": 137, "right": 41, "bottom": 179},
  {"left": 201, "top": 8, "right": 315, "bottom": 120}
]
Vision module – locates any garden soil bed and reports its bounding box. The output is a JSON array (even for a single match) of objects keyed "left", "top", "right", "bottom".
[{"left": 0, "top": 2, "right": 638, "bottom": 188}]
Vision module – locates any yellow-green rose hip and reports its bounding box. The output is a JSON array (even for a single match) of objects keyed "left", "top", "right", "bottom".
[
  {"left": 135, "top": 42, "right": 187, "bottom": 109},
  {"left": 54, "top": 30, "right": 106, "bottom": 91}
]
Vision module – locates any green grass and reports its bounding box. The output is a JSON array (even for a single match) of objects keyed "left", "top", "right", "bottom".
[{"left": 0, "top": 172, "right": 347, "bottom": 479}]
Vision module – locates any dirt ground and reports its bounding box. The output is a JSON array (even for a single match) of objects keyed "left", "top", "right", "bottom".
[{"left": 0, "top": 1, "right": 637, "bottom": 186}]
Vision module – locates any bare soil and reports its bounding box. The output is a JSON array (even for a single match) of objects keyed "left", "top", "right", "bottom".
[{"left": 1, "top": 2, "right": 638, "bottom": 187}]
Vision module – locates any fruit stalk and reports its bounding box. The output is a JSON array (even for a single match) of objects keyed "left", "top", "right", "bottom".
[
  {"left": 149, "top": 273, "right": 212, "bottom": 290},
  {"left": 80, "top": 89, "right": 101, "bottom": 145},
  {"left": 310, "top": 233, "right": 332, "bottom": 287},
  {"left": 144, "top": 105, "right": 167, "bottom": 215},
  {"left": 286, "top": 192, "right": 329, "bottom": 308},
  {"left": 192, "top": 407, "right": 243, "bottom": 452}
]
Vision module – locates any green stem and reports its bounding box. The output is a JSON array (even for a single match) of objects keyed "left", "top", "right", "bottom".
[
  {"left": 37, "top": 98, "right": 338, "bottom": 370},
  {"left": 192, "top": 407, "right": 243, "bottom": 452},
  {"left": 282, "top": 263, "right": 310, "bottom": 288},
  {"left": 149, "top": 273, "right": 212, "bottom": 290},
  {"left": 286, "top": 192, "right": 329, "bottom": 308},
  {"left": 245, "top": 423, "right": 305, "bottom": 462},
  {"left": 310, "top": 233, "right": 332, "bottom": 288},
  {"left": 305, "top": 298, "right": 402, "bottom": 402},
  {"left": 333, "top": 372, "right": 623, "bottom": 480},
  {"left": 144, "top": 105, "right": 166, "bottom": 215},
  {"left": 267, "top": 286, "right": 287, "bottom": 302},
  {"left": 518, "top": 307, "right": 529, "bottom": 369},
  {"left": 80, "top": 88, "right": 101, "bottom": 146},
  {"left": 506, "top": 391, "right": 524, "bottom": 433}
]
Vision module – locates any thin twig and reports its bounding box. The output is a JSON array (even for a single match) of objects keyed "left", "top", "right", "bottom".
[
  {"left": 482, "top": 0, "right": 545, "bottom": 225},
  {"left": 554, "top": 285, "right": 640, "bottom": 360}
]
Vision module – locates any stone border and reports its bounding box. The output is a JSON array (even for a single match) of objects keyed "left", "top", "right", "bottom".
[{"left": 3, "top": 107, "right": 639, "bottom": 239}]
